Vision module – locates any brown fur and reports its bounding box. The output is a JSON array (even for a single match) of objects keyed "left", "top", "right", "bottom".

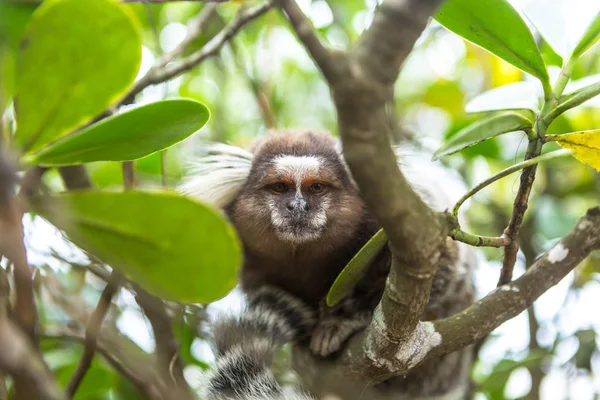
[
  {"left": 215, "top": 130, "right": 475, "bottom": 398},
  {"left": 227, "top": 130, "right": 377, "bottom": 305}
]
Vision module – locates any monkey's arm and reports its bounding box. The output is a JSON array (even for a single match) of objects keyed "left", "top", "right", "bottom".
[{"left": 310, "top": 249, "right": 391, "bottom": 358}]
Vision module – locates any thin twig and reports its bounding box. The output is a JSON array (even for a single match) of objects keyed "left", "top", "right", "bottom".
[
  {"left": 59, "top": 165, "right": 93, "bottom": 190},
  {"left": 279, "top": 0, "right": 341, "bottom": 83},
  {"left": 160, "top": 3, "right": 219, "bottom": 66},
  {"left": 127, "top": 1, "right": 274, "bottom": 100},
  {"left": 134, "top": 287, "right": 192, "bottom": 399},
  {"left": 122, "top": 161, "right": 136, "bottom": 190},
  {"left": 65, "top": 271, "right": 123, "bottom": 398},
  {"left": 43, "top": 327, "right": 166, "bottom": 400},
  {"left": 449, "top": 228, "right": 510, "bottom": 248},
  {"left": 230, "top": 38, "right": 277, "bottom": 129},
  {"left": 0, "top": 268, "right": 65, "bottom": 400},
  {"left": 452, "top": 149, "right": 574, "bottom": 217}
]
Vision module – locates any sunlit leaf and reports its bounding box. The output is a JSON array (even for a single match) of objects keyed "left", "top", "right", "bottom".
[
  {"left": 37, "top": 191, "right": 241, "bottom": 303},
  {"left": 547, "top": 130, "right": 600, "bottom": 171},
  {"left": 26, "top": 99, "right": 209, "bottom": 166},
  {"left": 0, "top": 3, "right": 36, "bottom": 105},
  {"left": 326, "top": 228, "right": 387, "bottom": 307},
  {"left": 15, "top": 0, "right": 141, "bottom": 153},
  {"left": 466, "top": 82, "right": 540, "bottom": 113},
  {"left": 0, "top": 3, "right": 36, "bottom": 49},
  {"left": 556, "top": 76, "right": 600, "bottom": 111},
  {"left": 433, "top": 111, "right": 532, "bottom": 160},
  {"left": 478, "top": 350, "right": 547, "bottom": 398},
  {"left": 435, "top": 0, "right": 549, "bottom": 85}
]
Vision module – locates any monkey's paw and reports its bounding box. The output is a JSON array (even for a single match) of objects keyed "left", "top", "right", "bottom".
[{"left": 310, "top": 318, "right": 364, "bottom": 358}]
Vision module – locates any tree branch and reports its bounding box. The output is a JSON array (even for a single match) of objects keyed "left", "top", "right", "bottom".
[
  {"left": 159, "top": 3, "right": 219, "bottom": 66},
  {"left": 43, "top": 327, "right": 167, "bottom": 400},
  {"left": 432, "top": 207, "right": 600, "bottom": 356},
  {"left": 281, "top": 0, "right": 448, "bottom": 385},
  {"left": 333, "top": 0, "right": 446, "bottom": 342},
  {"left": 281, "top": 0, "right": 600, "bottom": 391},
  {"left": 134, "top": 287, "right": 193, "bottom": 399},
  {"left": 66, "top": 271, "right": 123, "bottom": 398},
  {"left": 316, "top": 207, "right": 600, "bottom": 382},
  {"left": 1, "top": 156, "right": 37, "bottom": 343},
  {"left": 127, "top": 0, "right": 274, "bottom": 99},
  {"left": 0, "top": 268, "right": 65, "bottom": 400},
  {"left": 279, "top": 0, "right": 342, "bottom": 83}
]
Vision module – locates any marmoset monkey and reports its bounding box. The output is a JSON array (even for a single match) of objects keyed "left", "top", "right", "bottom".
[{"left": 181, "top": 130, "right": 476, "bottom": 400}]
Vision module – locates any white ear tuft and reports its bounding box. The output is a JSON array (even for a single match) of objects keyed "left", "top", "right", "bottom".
[{"left": 179, "top": 143, "right": 253, "bottom": 208}]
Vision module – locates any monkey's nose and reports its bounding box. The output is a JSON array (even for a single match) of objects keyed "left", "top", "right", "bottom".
[{"left": 287, "top": 198, "right": 309, "bottom": 212}]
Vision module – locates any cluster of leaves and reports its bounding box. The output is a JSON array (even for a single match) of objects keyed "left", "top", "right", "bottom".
[
  {"left": 1, "top": 0, "right": 599, "bottom": 398},
  {"left": 327, "top": 0, "right": 600, "bottom": 307},
  {"left": 2, "top": 0, "right": 240, "bottom": 304},
  {"left": 434, "top": 0, "right": 600, "bottom": 173}
]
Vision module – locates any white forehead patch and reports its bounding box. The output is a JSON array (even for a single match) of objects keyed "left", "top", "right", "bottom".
[{"left": 272, "top": 155, "right": 322, "bottom": 184}]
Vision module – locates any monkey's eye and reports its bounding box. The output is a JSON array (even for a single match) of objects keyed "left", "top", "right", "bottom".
[
  {"left": 269, "top": 182, "right": 288, "bottom": 193},
  {"left": 309, "top": 182, "right": 326, "bottom": 194}
]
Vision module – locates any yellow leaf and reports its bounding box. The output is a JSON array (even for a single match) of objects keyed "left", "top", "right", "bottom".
[{"left": 548, "top": 130, "right": 600, "bottom": 171}]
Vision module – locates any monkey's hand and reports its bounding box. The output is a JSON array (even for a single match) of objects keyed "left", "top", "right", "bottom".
[
  {"left": 310, "top": 310, "right": 371, "bottom": 357},
  {"left": 311, "top": 247, "right": 390, "bottom": 357}
]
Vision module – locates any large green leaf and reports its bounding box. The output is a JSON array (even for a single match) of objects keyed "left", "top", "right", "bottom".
[
  {"left": 26, "top": 99, "right": 209, "bottom": 166},
  {"left": 435, "top": 0, "right": 549, "bottom": 85},
  {"left": 0, "top": 3, "right": 36, "bottom": 105},
  {"left": 433, "top": 111, "right": 533, "bottom": 160},
  {"left": 326, "top": 228, "right": 387, "bottom": 307},
  {"left": 14, "top": 0, "right": 141, "bottom": 153},
  {"left": 37, "top": 191, "right": 241, "bottom": 303},
  {"left": 0, "top": 3, "right": 36, "bottom": 49}
]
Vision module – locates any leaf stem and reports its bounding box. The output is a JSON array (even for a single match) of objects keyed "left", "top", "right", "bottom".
[
  {"left": 452, "top": 148, "right": 574, "bottom": 217},
  {"left": 552, "top": 60, "right": 574, "bottom": 100},
  {"left": 543, "top": 80, "right": 600, "bottom": 124},
  {"left": 449, "top": 228, "right": 510, "bottom": 248}
]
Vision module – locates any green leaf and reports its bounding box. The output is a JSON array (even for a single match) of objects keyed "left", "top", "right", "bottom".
[
  {"left": 36, "top": 191, "right": 241, "bottom": 303},
  {"left": 14, "top": 0, "right": 142, "bottom": 153},
  {"left": 435, "top": 0, "right": 549, "bottom": 85},
  {"left": 26, "top": 99, "right": 209, "bottom": 166},
  {"left": 478, "top": 350, "right": 547, "bottom": 398},
  {"left": 572, "top": 12, "right": 600, "bottom": 59},
  {"left": 433, "top": 111, "right": 533, "bottom": 160},
  {"left": 546, "top": 130, "right": 600, "bottom": 171},
  {"left": 546, "top": 79, "right": 600, "bottom": 122},
  {"left": 465, "top": 82, "right": 540, "bottom": 114},
  {"left": 0, "top": 3, "right": 36, "bottom": 105},
  {"left": 0, "top": 3, "right": 36, "bottom": 49},
  {"left": 326, "top": 228, "right": 387, "bottom": 307}
]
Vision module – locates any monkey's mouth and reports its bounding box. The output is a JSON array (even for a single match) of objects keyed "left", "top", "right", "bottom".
[{"left": 274, "top": 223, "right": 323, "bottom": 244}]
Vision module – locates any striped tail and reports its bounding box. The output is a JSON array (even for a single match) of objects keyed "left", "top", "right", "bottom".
[{"left": 200, "top": 287, "right": 317, "bottom": 400}]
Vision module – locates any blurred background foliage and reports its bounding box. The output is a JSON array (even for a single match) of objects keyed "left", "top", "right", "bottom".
[{"left": 1, "top": 0, "right": 599, "bottom": 399}]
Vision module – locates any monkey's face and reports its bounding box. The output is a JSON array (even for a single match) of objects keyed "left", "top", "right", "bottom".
[
  {"left": 258, "top": 155, "right": 338, "bottom": 244},
  {"left": 232, "top": 152, "right": 357, "bottom": 246}
]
